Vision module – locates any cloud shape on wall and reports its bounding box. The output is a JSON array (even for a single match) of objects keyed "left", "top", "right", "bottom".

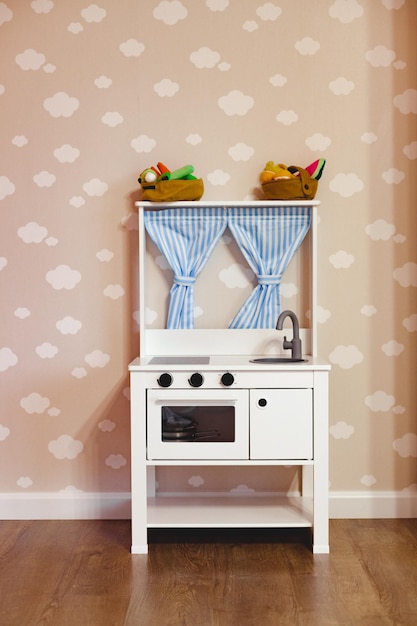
[
  {"left": 96, "top": 248, "right": 114, "bottom": 262},
  {"left": 85, "top": 350, "right": 110, "bottom": 368},
  {"left": 186, "top": 133, "right": 202, "bottom": 145},
  {"left": 43, "top": 92, "right": 80, "bottom": 118},
  {"left": 329, "top": 344, "right": 363, "bottom": 369},
  {"left": 0, "top": 3, "right": 12, "bottom": 25},
  {"left": 103, "top": 284, "right": 125, "bottom": 299},
  {"left": 105, "top": 454, "right": 127, "bottom": 469},
  {"left": 269, "top": 73, "right": 287, "bottom": 87},
  {"left": 403, "top": 314, "right": 417, "bottom": 332},
  {"left": 393, "top": 262, "right": 417, "bottom": 287},
  {"left": 119, "top": 39, "right": 145, "bottom": 58},
  {"left": 365, "top": 390, "right": 395, "bottom": 412},
  {"left": 295, "top": 37, "right": 320, "bottom": 55},
  {"left": 243, "top": 20, "right": 258, "bottom": 32},
  {"left": 305, "top": 133, "right": 331, "bottom": 151},
  {"left": 14, "top": 307, "right": 31, "bottom": 319},
  {"left": 68, "top": 22, "right": 84, "bottom": 34},
  {"left": 360, "top": 474, "right": 377, "bottom": 487},
  {"left": 33, "top": 171, "right": 56, "bottom": 188},
  {"left": 54, "top": 144, "right": 80, "bottom": 163},
  {"left": 56, "top": 316, "right": 82, "bottom": 335},
  {"left": 154, "top": 78, "right": 179, "bottom": 97},
  {"left": 12, "top": 135, "right": 28, "bottom": 147},
  {"left": 381, "top": 340, "right": 404, "bottom": 357},
  {"left": 276, "top": 110, "right": 298, "bottom": 125},
  {"left": 35, "top": 342, "right": 58, "bottom": 359},
  {"left": 190, "top": 47, "right": 221, "bottom": 69},
  {"left": 188, "top": 475, "right": 205, "bottom": 487},
  {"left": 393, "top": 88, "right": 417, "bottom": 114},
  {"left": 365, "top": 219, "right": 395, "bottom": 241},
  {"left": 382, "top": 168, "right": 405, "bottom": 184},
  {"left": 20, "top": 392, "right": 50, "bottom": 414},
  {"left": 18, "top": 221, "right": 48, "bottom": 243},
  {"left": 329, "top": 173, "right": 364, "bottom": 197},
  {"left": 81, "top": 4, "right": 106, "bottom": 23},
  {"left": 280, "top": 282, "right": 298, "bottom": 298},
  {"left": 101, "top": 112, "right": 124, "bottom": 127},
  {"left": 403, "top": 141, "right": 417, "bottom": 160},
  {"left": 98, "top": 419, "right": 116, "bottom": 432},
  {"left": 17, "top": 476, "right": 33, "bottom": 488},
  {"left": 48, "top": 434, "right": 84, "bottom": 460},
  {"left": 0, "top": 347, "right": 18, "bottom": 372},
  {"left": 95, "top": 75, "right": 112, "bottom": 88},
  {"left": 228, "top": 142, "right": 254, "bottom": 162},
  {"left": 153, "top": 1, "right": 188, "bottom": 25},
  {"left": 69, "top": 196, "right": 85, "bottom": 208},
  {"left": 207, "top": 169, "right": 231, "bottom": 185},
  {"left": 0, "top": 176, "right": 16, "bottom": 200},
  {"left": 32, "top": 0, "right": 54, "bottom": 14},
  {"left": 83, "top": 178, "right": 108, "bottom": 197},
  {"left": 219, "top": 263, "right": 254, "bottom": 288},
  {"left": 329, "top": 0, "right": 363, "bottom": 23},
  {"left": 15, "top": 48, "right": 46, "bottom": 70},
  {"left": 361, "top": 132, "right": 377, "bottom": 144},
  {"left": 329, "top": 250, "right": 355, "bottom": 269},
  {"left": 72, "top": 367, "right": 87, "bottom": 379},
  {"left": 365, "top": 45, "right": 396, "bottom": 67},
  {"left": 329, "top": 77, "right": 355, "bottom": 95},
  {"left": 330, "top": 421, "right": 354, "bottom": 439},
  {"left": 256, "top": 3, "right": 282, "bottom": 21},
  {"left": 218, "top": 90, "right": 254, "bottom": 116},
  {"left": 46, "top": 265, "right": 81, "bottom": 290},
  {"left": 361, "top": 304, "right": 377, "bottom": 317},
  {"left": 393, "top": 433, "right": 417, "bottom": 458},
  {"left": 0, "top": 424, "right": 11, "bottom": 441}
]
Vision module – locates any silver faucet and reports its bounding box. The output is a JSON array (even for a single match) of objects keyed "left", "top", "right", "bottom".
[{"left": 276, "top": 310, "right": 302, "bottom": 360}]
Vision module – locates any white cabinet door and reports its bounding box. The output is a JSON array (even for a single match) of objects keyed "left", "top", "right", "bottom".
[{"left": 250, "top": 389, "right": 313, "bottom": 460}]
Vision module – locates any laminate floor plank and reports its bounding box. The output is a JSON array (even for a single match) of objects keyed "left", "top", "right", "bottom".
[{"left": 1, "top": 520, "right": 417, "bottom": 625}]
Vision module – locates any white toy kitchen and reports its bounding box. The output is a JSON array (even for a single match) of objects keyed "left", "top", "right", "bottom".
[{"left": 129, "top": 200, "right": 330, "bottom": 554}]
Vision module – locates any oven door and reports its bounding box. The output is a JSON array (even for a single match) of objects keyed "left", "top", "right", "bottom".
[{"left": 147, "top": 389, "right": 249, "bottom": 460}]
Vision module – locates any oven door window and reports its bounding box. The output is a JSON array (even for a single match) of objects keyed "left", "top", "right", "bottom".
[
  {"left": 161, "top": 405, "right": 235, "bottom": 442},
  {"left": 146, "top": 389, "right": 249, "bottom": 460}
]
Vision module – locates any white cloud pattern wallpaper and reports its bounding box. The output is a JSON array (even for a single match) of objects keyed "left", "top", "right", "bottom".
[{"left": 0, "top": 0, "right": 416, "bottom": 512}]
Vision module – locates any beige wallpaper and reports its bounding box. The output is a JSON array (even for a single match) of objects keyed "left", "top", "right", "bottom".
[{"left": 1, "top": 0, "right": 416, "bottom": 501}]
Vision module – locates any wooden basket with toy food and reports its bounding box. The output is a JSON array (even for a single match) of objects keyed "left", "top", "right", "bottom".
[
  {"left": 260, "top": 159, "right": 325, "bottom": 201},
  {"left": 138, "top": 163, "right": 204, "bottom": 202}
]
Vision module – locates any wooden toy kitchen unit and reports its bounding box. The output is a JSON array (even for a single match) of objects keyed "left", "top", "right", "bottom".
[{"left": 129, "top": 200, "right": 330, "bottom": 554}]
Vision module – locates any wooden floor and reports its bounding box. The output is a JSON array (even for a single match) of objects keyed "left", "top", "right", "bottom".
[{"left": 0, "top": 519, "right": 417, "bottom": 625}]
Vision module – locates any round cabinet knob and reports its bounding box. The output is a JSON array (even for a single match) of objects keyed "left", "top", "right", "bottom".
[
  {"left": 189, "top": 372, "right": 204, "bottom": 387},
  {"left": 157, "top": 372, "right": 173, "bottom": 388},
  {"left": 221, "top": 372, "right": 234, "bottom": 387},
  {"left": 258, "top": 398, "right": 267, "bottom": 407}
]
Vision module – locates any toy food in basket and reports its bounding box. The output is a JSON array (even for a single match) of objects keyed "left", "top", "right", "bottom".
[
  {"left": 138, "top": 162, "right": 204, "bottom": 202},
  {"left": 260, "top": 159, "right": 325, "bottom": 200}
]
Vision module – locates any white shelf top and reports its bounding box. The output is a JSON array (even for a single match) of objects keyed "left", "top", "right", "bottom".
[{"left": 135, "top": 200, "right": 320, "bottom": 209}]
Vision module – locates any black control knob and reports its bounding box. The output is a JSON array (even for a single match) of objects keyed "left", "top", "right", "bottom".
[
  {"left": 189, "top": 372, "right": 204, "bottom": 387},
  {"left": 157, "top": 372, "right": 172, "bottom": 388},
  {"left": 221, "top": 372, "right": 234, "bottom": 387},
  {"left": 258, "top": 398, "right": 267, "bottom": 407}
]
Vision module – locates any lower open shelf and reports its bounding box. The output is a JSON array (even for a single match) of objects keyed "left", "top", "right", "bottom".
[{"left": 147, "top": 495, "right": 314, "bottom": 528}]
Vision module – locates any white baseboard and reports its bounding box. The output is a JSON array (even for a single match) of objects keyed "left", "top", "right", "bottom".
[
  {"left": 329, "top": 491, "right": 417, "bottom": 519},
  {"left": 1, "top": 491, "right": 416, "bottom": 520},
  {"left": 0, "top": 492, "right": 131, "bottom": 520}
]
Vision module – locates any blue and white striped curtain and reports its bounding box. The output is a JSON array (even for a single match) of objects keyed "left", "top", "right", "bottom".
[
  {"left": 227, "top": 206, "right": 311, "bottom": 329},
  {"left": 144, "top": 208, "right": 227, "bottom": 329}
]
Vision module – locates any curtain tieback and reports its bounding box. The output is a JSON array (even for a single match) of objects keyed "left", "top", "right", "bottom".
[
  {"left": 173, "top": 275, "right": 196, "bottom": 286},
  {"left": 257, "top": 274, "right": 282, "bottom": 286}
]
